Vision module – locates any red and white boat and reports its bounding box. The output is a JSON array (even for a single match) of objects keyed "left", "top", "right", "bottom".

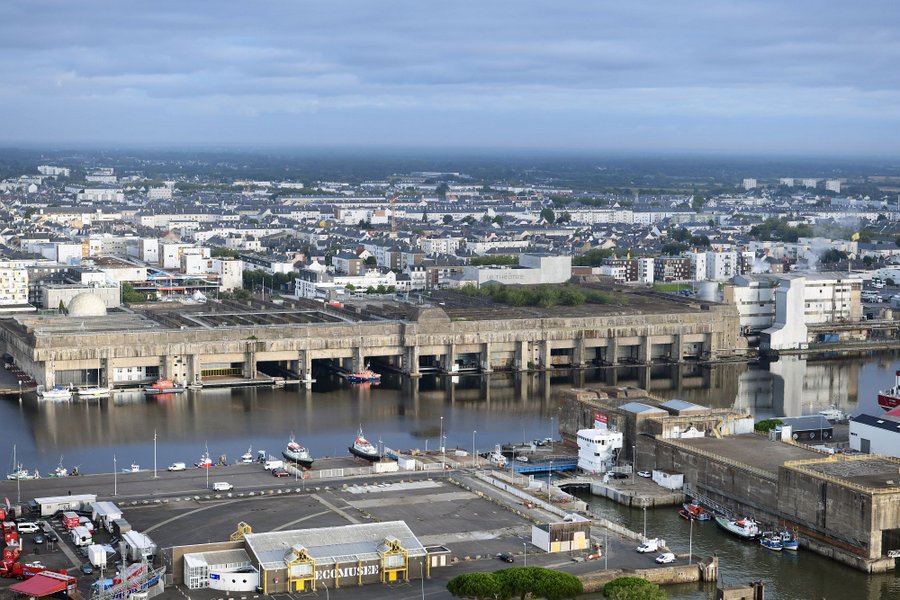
[
  {"left": 144, "top": 379, "right": 185, "bottom": 396},
  {"left": 195, "top": 451, "right": 213, "bottom": 468},
  {"left": 877, "top": 371, "right": 900, "bottom": 411}
]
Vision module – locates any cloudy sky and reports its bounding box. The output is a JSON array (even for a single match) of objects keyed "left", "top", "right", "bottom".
[{"left": 1, "top": 1, "right": 898, "bottom": 154}]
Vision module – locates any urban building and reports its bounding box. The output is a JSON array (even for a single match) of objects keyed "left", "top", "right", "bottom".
[
  {"left": 825, "top": 179, "right": 841, "bottom": 194},
  {"left": 849, "top": 411, "right": 900, "bottom": 457},
  {"left": 0, "top": 262, "right": 29, "bottom": 306},
  {"left": 742, "top": 178, "right": 757, "bottom": 190}
]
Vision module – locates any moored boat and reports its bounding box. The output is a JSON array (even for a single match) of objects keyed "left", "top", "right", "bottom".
[
  {"left": 780, "top": 530, "right": 799, "bottom": 551},
  {"left": 759, "top": 531, "right": 783, "bottom": 551},
  {"left": 679, "top": 503, "right": 711, "bottom": 521},
  {"left": 37, "top": 385, "right": 73, "bottom": 401},
  {"left": 6, "top": 467, "right": 37, "bottom": 481},
  {"left": 144, "top": 379, "right": 185, "bottom": 396},
  {"left": 77, "top": 386, "right": 110, "bottom": 399},
  {"left": 714, "top": 515, "right": 760, "bottom": 539},
  {"left": 877, "top": 371, "right": 900, "bottom": 411},
  {"left": 349, "top": 427, "right": 380, "bottom": 461},
  {"left": 195, "top": 451, "right": 213, "bottom": 468},
  {"left": 346, "top": 366, "right": 381, "bottom": 383},
  {"left": 241, "top": 447, "right": 254, "bottom": 464},
  {"left": 282, "top": 436, "right": 314, "bottom": 468}
]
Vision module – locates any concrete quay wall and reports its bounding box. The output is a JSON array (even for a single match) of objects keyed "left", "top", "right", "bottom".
[
  {"left": 577, "top": 560, "right": 716, "bottom": 593},
  {"left": 1, "top": 304, "right": 743, "bottom": 387}
]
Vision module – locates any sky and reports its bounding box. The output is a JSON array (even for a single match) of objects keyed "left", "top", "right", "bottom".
[{"left": 1, "top": 1, "right": 899, "bottom": 155}]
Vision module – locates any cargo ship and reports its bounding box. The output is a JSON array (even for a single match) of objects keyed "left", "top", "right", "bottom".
[{"left": 877, "top": 371, "right": 900, "bottom": 411}]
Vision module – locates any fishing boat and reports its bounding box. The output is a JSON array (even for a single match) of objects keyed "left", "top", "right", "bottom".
[
  {"left": 37, "top": 385, "right": 73, "bottom": 401},
  {"left": 6, "top": 467, "right": 37, "bottom": 481},
  {"left": 195, "top": 451, "right": 213, "bottom": 469},
  {"left": 144, "top": 379, "right": 185, "bottom": 396},
  {"left": 877, "top": 371, "right": 900, "bottom": 411},
  {"left": 240, "top": 447, "right": 254, "bottom": 464},
  {"left": 48, "top": 457, "right": 68, "bottom": 478},
  {"left": 714, "top": 515, "right": 760, "bottom": 539},
  {"left": 349, "top": 428, "right": 380, "bottom": 462},
  {"left": 282, "top": 436, "right": 314, "bottom": 468},
  {"left": 679, "top": 503, "right": 711, "bottom": 521},
  {"left": 488, "top": 445, "right": 508, "bottom": 468},
  {"left": 759, "top": 531, "right": 783, "bottom": 551},
  {"left": 780, "top": 530, "right": 800, "bottom": 551},
  {"left": 346, "top": 365, "right": 381, "bottom": 384}
]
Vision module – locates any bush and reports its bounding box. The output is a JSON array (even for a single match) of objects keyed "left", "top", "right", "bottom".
[
  {"left": 603, "top": 576, "right": 667, "bottom": 600},
  {"left": 754, "top": 418, "right": 783, "bottom": 433}
]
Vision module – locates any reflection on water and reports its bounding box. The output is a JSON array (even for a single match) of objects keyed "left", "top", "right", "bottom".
[{"left": 2, "top": 350, "right": 899, "bottom": 474}]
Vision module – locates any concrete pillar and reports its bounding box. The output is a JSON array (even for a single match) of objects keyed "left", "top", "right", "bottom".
[
  {"left": 188, "top": 354, "right": 201, "bottom": 383},
  {"left": 103, "top": 358, "right": 113, "bottom": 388},
  {"left": 639, "top": 336, "right": 652, "bottom": 364},
  {"left": 573, "top": 337, "right": 586, "bottom": 367},
  {"left": 673, "top": 334, "right": 684, "bottom": 362},
  {"left": 405, "top": 346, "right": 420, "bottom": 377},
  {"left": 514, "top": 340, "right": 530, "bottom": 371},
  {"left": 442, "top": 343, "right": 456, "bottom": 373},
  {"left": 43, "top": 360, "right": 55, "bottom": 387},
  {"left": 480, "top": 342, "right": 493, "bottom": 373},
  {"left": 539, "top": 340, "right": 551, "bottom": 370},
  {"left": 353, "top": 345, "right": 365, "bottom": 373},
  {"left": 163, "top": 355, "right": 175, "bottom": 381},
  {"left": 607, "top": 338, "right": 619, "bottom": 365},
  {"left": 638, "top": 366, "right": 650, "bottom": 390},
  {"left": 243, "top": 351, "right": 257, "bottom": 379}
]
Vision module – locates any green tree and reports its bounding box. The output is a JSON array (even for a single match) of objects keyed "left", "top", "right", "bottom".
[
  {"left": 435, "top": 182, "right": 449, "bottom": 198},
  {"left": 443, "top": 214, "right": 454, "bottom": 225},
  {"left": 661, "top": 242, "right": 688, "bottom": 256},
  {"left": 211, "top": 247, "right": 240, "bottom": 258},
  {"left": 492, "top": 567, "right": 583, "bottom": 600},
  {"left": 365, "top": 256, "right": 377, "bottom": 266},
  {"left": 573, "top": 248, "right": 614, "bottom": 266},
  {"left": 690, "top": 235, "right": 710, "bottom": 247},
  {"left": 463, "top": 215, "right": 476, "bottom": 225},
  {"left": 57, "top": 299, "right": 67, "bottom": 314},
  {"left": 471, "top": 255, "right": 518, "bottom": 266},
  {"left": 603, "top": 576, "right": 667, "bottom": 600},
  {"left": 556, "top": 211, "right": 572, "bottom": 224},
  {"left": 754, "top": 418, "right": 783, "bottom": 433},
  {"left": 447, "top": 572, "right": 506, "bottom": 600},
  {"left": 820, "top": 249, "right": 847, "bottom": 265},
  {"left": 539, "top": 207, "right": 556, "bottom": 224},
  {"left": 121, "top": 282, "right": 145, "bottom": 303},
  {"left": 670, "top": 228, "right": 691, "bottom": 242}
]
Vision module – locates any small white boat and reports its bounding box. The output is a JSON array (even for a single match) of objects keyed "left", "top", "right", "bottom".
[
  {"left": 6, "top": 466, "right": 37, "bottom": 481},
  {"left": 488, "top": 445, "right": 507, "bottom": 467},
  {"left": 49, "top": 457, "right": 69, "bottom": 478},
  {"left": 37, "top": 385, "right": 73, "bottom": 401},
  {"left": 240, "top": 447, "right": 254, "bottom": 464},
  {"left": 348, "top": 427, "right": 380, "bottom": 462},
  {"left": 122, "top": 463, "right": 140, "bottom": 473},
  {"left": 187, "top": 381, "right": 203, "bottom": 390},
  {"left": 818, "top": 406, "right": 844, "bottom": 421}
]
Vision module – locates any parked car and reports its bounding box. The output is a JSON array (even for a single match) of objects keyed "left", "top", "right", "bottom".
[
  {"left": 81, "top": 563, "right": 94, "bottom": 575},
  {"left": 46, "top": 532, "right": 58, "bottom": 543},
  {"left": 272, "top": 467, "right": 289, "bottom": 478},
  {"left": 16, "top": 522, "right": 39, "bottom": 534},
  {"left": 496, "top": 553, "right": 514, "bottom": 563},
  {"left": 607, "top": 471, "right": 629, "bottom": 480},
  {"left": 638, "top": 470, "right": 652, "bottom": 478},
  {"left": 655, "top": 552, "right": 676, "bottom": 564},
  {"left": 32, "top": 534, "right": 45, "bottom": 545}
]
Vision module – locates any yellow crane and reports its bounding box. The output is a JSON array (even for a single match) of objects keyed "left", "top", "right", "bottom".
[{"left": 230, "top": 521, "right": 252, "bottom": 542}]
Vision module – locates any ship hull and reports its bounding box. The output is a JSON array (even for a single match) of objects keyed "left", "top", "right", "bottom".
[{"left": 349, "top": 446, "right": 380, "bottom": 462}]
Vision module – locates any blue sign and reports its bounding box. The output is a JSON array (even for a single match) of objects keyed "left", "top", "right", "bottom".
[{"left": 209, "top": 573, "right": 220, "bottom": 580}]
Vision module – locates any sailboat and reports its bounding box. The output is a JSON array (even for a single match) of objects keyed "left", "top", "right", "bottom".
[{"left": 7, "top": 445, "right": 37, "bottom": 480}]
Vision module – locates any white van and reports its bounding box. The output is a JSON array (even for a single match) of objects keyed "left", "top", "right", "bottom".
[
  {"left": 71, "top": 525, "right": 92, "bottom": 547},
  {"left": 167, "top": 462, "right": 186, "bottom": 472},
  {"left": 264, "top": 459, "right": 284, "bottom": 471},
  {"left": 212, "top": 482, "right": 233, "bottom": 492}
]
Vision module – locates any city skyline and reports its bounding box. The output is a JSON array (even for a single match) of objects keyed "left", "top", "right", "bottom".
[{"left": 1, "top": 1, "right": 899, "bottom": 155}]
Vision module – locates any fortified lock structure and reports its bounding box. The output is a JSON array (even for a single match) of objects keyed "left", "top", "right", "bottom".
[{"left": 0, "top": 292, "right": 745, "bottom": 389}]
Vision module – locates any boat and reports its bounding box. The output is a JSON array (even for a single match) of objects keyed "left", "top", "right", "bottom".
[
  {"left": 48, "top": 457, "right": 68, "bottom": 478},
  {"left": 195, "top": 450, "right": 213, "bottom": 469},
  {"left": 714, "top": 515, "right": 760, "bottom": 539},
  {"left": 37, "top": 385, "right": 73, "bottom": 401},
  {"left": 77, "top": 386, "right": 110, "bottom": 399},
  {"left": 346, "top": 365, "right": 381, "bottom": 383},
  {"left": 144, "top": 379, "right": 185, "bottom": 396},
  {"left": 240, "top": 447, "right": 254, "bottom": 464},
  {"left": 6, "top": 467, "right": 37, "bottom": 481},
  {"left": 759, "top": 531, "right": 783, "bottom": 551},
  {"left": 818, "top": 406, "right": 844, "bottom": 421},
  {"left": 282, "top": 436, "right": 314, "bottom": 468},
  {"left": 187, "top": 381, "right": 203, "bottom": 390},
  {"left": 679, "top": 503, "right": 711, "bottom": 521},
  {"left": 488, "top": 445, "right": 508, "bottom": 468},
  {"left": 877, "top": 370, "right": 900, "bottom": 411},
  {"left": 779, "top": 530, "right": 800, "bottom": 551},
  {"left": 129, "top": 463, "right": 140, "bottom": 472},
  {"left": 348, "top": 427, "right": 380, "bottom": 462}
]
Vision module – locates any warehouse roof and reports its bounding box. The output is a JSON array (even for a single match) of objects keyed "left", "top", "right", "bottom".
[
  {"left": 660, "top": 399, "right": 707, "bottom": 414},
  {"left": 245, "top": 521, "right": 426, "bottom": 570},
  {"left": 619, "top": 402, "right": 667, "bottom": 415},
  {"left": 184, "top": 549, "right": 253, "bottom": 570}
]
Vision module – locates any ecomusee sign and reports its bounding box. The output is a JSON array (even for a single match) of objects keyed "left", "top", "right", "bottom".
[{"left": 315, "top": 564, "right": 380, "bottom": 580}]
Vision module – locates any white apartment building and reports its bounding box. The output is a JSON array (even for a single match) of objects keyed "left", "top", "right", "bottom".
[
  {"left": 742, "top": 178, "right": 757, "bottom": 190},
  {"left": 638, "top": 258, "right": 654, "bottom": 284},
  {"left": 779, "top": 178, "right": 794, "bottom": 187},
  {"left": 78, "top": 188, "right": 124, "bottom": 202},
  {"left": 825, "top": 179, "right": 841, "bottom": 194},
  {"left": 161, "top": 243, "right": 209, "bottom": 270},
  {"left": 38, "top": 165, "right": 70, "bottom": 177},
  {"left": 148, "top": 187, "right": 173, "bottom": 200},
  {"left": 0, "top": 263, "right": 29, "bottom": 306},
  {"left": 420, "top": 237, "right": 462, "bottom": 255},
  {"left": 849, "top": 413, "right": 900, "bottom": 457},
  {"left": 802, "top": 178, "right": 818, "bottom": 189}
]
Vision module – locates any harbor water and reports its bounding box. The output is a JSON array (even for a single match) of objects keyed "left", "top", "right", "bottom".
[{"left": 3, "top": 350, "right": 900, "bottom": 598}]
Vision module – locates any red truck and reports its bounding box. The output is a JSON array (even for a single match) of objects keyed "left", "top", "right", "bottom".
[
  {"left": 60, "top": 511, "right": 80, "bottom": 530},
  {"left": 2, "top": 521, "right": 18, "bottom": 545},
  {"left": 0, "top": 560, "right": 66, "bottom": 580}
]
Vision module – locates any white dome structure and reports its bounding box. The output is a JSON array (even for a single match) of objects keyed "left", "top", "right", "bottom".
[{"left": 67, "top": 293, "right": 108, "bottom": 317}]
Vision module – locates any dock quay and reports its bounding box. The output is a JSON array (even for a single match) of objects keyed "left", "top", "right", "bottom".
[{"left": 0, "top": 455, "right": 721, "bottom": 599}]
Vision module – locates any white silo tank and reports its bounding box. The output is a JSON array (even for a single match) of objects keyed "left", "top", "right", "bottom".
[{"left": 698, "top": 281, "right": 719, "bottom": 302}]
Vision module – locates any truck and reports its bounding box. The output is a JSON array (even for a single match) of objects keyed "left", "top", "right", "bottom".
[
  {"left": 112, "top": 518, "right": 131, "bottom": 536},
  {"left": 122, "top": 530, "right": 157, "bottom": 563},
  {"left": 91, "top": 502, "right": 123, "bottom": 532},
  {"left": 0, "top": 560, "right": 67, "bottom": 580},
  {"left": 60, "top": 511, "right": 80, "bottom": 530},
  {"left": 264, "top": 458, "right": 283, "bottom": 471},
  {"left": 88, "top": 544, "right": 107, "bottom": 568},
  {"left": 71, "top": 525, "right": 92, "bottom": 547},
  {"left": 31, "top": 494, "right": 96, "bottom": 518}
]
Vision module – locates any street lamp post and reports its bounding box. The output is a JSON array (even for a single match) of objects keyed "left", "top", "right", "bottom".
[
  {"left": 442, "top": 435, "right": 447, "bottom": 472},
  {"left": 321, "top": 580, "right": 329, "bottom": 600},
  {"left": 689, "top": 516, "right": 694, "bottom": 565},
  {"left": 153, "top": 430, "right": 158, "bottom": 479},
  {"left": 550, "top": 416, "right": 555, "bottom": 449},
  {"left": 523, "top": 543, "right": 527, "bottom": 566},
  {"left": 632, "top": 444, "right": 636, "bottom": 484},
  {"left": 472, "top": 430, "right": 477, "bottom": 469},
  {"left": 548, "top": 460, "right": 553, "bottom": 502},
  {"left": 642, "top": 506, "right": 647, "bottom": 538},
  {"left": 113, "top": 455, "right": 117, "bottom": 496}
]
